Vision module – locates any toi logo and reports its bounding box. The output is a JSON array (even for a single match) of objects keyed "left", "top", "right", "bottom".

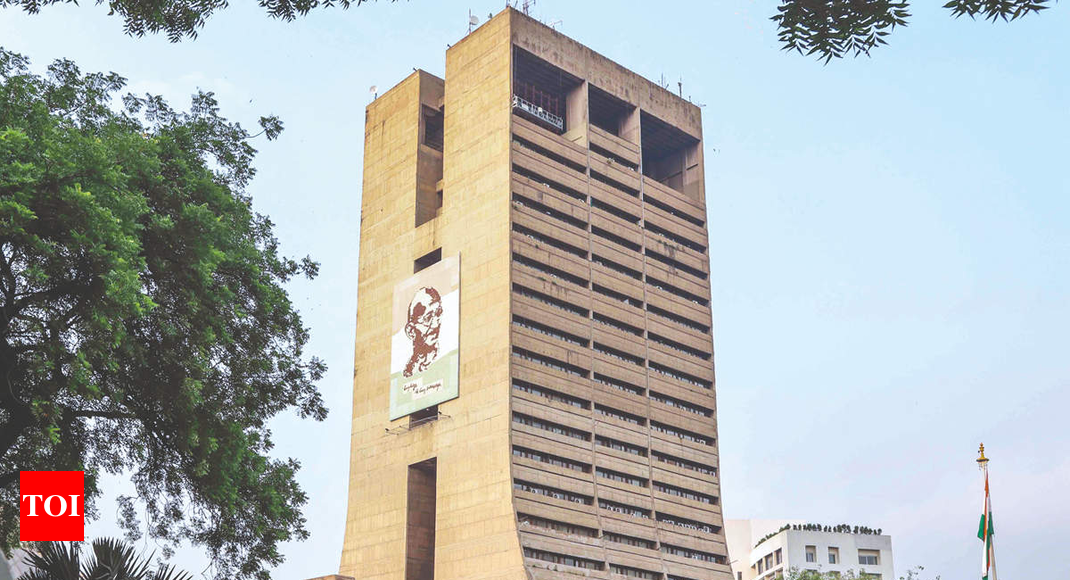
[{"left": 19, "top": 471, "right": 84, "bottom": 541}]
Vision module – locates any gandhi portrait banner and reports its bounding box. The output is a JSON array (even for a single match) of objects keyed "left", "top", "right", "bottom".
[{"left": 389, "top": 255, "right": 460, "bottom": 420}]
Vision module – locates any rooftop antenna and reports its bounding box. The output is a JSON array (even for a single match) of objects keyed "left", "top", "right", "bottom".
[
  {"left": 550, "top": 19, "right": 562, "bottom": 30},
  {"left": 677, "top": 78, "right": 683, "bottom": 97},
  {"left": 468, "top": 9, "right": 479, "bottom": 33},
  {"left": 369, "top": 85, "right": 378, "bottom": 100},
  {"left": 521, "top": 0, "right": 533, "bottom": 15}
]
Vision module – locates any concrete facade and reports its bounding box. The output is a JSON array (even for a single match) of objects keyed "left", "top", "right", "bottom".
[
  {"left": 725, "top": 521, "right": 894, "bottom": 580},
  {"left": 340, "top": 9, "right": 728, "bottom": 580}
]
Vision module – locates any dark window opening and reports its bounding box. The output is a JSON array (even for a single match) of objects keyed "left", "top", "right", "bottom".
[
  {"left": 590, "top": 196, "right": 640, "bottom": 224},
  {"left": 409, "top": 405, "right": 439, "bottom": 427},
  {"left": 421, "top": 105, "right": 443, "bottom": 151},
  {"left": 513, "top": 135, "right": 587, "bottom": 174},
  {"left": 406, "top": 458, "right": 437, "bottom": 580},
  {"left": 414, "top": 248, "right": 442, "bottom": 273},
  {"left": 588, "top": 84, "right": 637, "bottom": 142},
  {"left": 512, "top": 47, "right": 582, "bottom": 134},
  {"left": 640, "top": 110, "right": 701, "bottom": 196}
]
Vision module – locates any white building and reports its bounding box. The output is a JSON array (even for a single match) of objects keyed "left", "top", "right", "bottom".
[{"left": 726, "top": 520, "right": 894, "bottom": 580}]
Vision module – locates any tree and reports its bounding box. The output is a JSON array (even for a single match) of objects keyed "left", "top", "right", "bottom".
[
  {"left": 18, "top": 537, "right": 192, "bottom": 580},
  {"left": 0, "top": 0, "right": 377, "bottom": 42},
  {"left": 0, "top": 49, "right": 325, "bottom": 580},
  {"left": 783, "top": 565, "right": 939, "bottom": 580},
  {"left": 772, "top": 0, "right": 1053, "bottom": 63}
]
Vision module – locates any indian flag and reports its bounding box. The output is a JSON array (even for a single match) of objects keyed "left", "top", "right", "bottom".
[{"left": 978, "top": 470, "right": 997, "bottom": 580}]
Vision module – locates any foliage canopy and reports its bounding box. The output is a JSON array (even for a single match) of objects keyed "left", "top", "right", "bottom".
[
  {"left": 772, "top": 0, "right": 1052, "bottom": 63},
  {"left": 0, "top": 48, "right": 325, "bottom": 580},
  {"left": 18, "top": 537, "right": 192, "bottom": 580}
]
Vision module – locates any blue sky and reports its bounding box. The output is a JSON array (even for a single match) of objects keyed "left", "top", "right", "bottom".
[{"left": 3, "top": 1, "right": 1068, "bottom": 578}]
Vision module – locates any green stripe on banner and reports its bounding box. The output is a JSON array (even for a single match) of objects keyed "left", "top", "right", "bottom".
[{"left": 978, "top": 514, "right": 986, "bottom": 540}]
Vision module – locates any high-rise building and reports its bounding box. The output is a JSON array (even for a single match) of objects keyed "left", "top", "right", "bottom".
[
  {"left": 725, "top": 520, "right": 894, "bottom": 580},
  {"left": 340, "top": 8, "right": 726, "bottom": 580}
]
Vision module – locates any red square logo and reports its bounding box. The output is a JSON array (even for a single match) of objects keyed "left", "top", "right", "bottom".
[{"left": 19, "top": 471, "right": 84, "bottom": 541}]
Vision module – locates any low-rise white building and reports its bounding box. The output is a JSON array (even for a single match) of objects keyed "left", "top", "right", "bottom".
[{"left": 726, "top": 520, "right": 894, "bottom": 580}]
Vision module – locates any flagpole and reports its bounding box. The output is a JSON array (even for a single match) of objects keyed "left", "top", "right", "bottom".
[{"left": 977, "top": 444, "right": 996, "bottom": 580}]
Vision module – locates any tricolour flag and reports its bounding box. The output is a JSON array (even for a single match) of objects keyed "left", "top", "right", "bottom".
[{"left": 978, "top": 470, "right": 997, "bottom": 580}]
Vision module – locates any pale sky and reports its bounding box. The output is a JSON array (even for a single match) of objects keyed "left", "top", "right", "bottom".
[{"left": 2, "top": 1, "right": 1068, "bottom": 579}]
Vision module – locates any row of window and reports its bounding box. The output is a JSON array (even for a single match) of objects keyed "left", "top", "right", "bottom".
[
  {"left": 651, "top": 420, "right": 715, "bottom": 446},
  {"left": 596, "top": 466, "right": 648, "bottom": 488},
  {"left": 653, "top": 450, "right": 717, "bottom": 476},
  {"left": 594, "top": 372, "right": 646, "bottom": 395},
  {"left": 597, "top": 435, "right": 647, "bottom": 457},
  {"left": 512, "top": 445, "right": 590, "bottom": 473},
  {"left": 512, "top": 293, "right": 714, "bottom": 377},
  {"left": 512, "top": 381, "right": 715, "bottom": 449},
  {"left": 654, "top": 481, "right": 718, "bottom": 505},
  {"left": 513, "top": 315, "right": 589, "bottom": 347},
  {"left": 649, "top": 391, "right": 714, "bottom": 417},
  {"left": 512, "top": 378, "right": 589, "bottom": 409},
  {"left": 656, "top": 512, "right": 720, "bottom": 535},
  {"left": 517, "top": 513, "right": 597, "bottom": 537},
  {"left": 589, "top": 142, "right": 640, "bottom": 172},
  {"left": 512, "top": 250, "right": 711, "bottom": 335},
  {"left": 513, "top": 445, "right": 718, "bottom": 507},
  {"left": 662, "top": 543, "right": 725, "bottom": 563},
  {"left": 516, "top": 370, "right": 712, "bottom": 420},
  {"left": 523, "top": 547, "right": 602, "bottom": 570},
  {"left": 512, "top": 412, "right": 590, "bottom": 441},
  {"left": 512, "top": 137, "right": 706, "bottom": 233},
  {"left": 512, "top": 347, "right": 589, "bottom": 377},
  {"left": 804, "top": 546, "right": 881, "bottom": 566},
  {"left": 519, "top": 512, "right": 728, "bottom": 565},
  {"left": 514, "top": 282, "right": 712, "bottom": 362},
  {"left": 513, "top": 135, "right": 587, "bottom": 174},
  {"left": 605, "top": 531, "right": 656, "bottom": 550},
  {"left": 523, "top": 544, "right": 722, "bottom": 579},
  {"left": 594, "top": 402, "right": 646, "bottom": 425},
  {"left": 513, "top": 479, "right": 591, "bottom": 505}
]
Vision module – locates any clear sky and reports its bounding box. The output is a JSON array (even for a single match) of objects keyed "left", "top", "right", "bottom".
[{"left": 3, "top": 1, "right": 1068, "bottom": 579}]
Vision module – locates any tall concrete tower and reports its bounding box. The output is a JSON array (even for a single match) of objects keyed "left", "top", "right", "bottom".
[{"left": 341, "top": 9, "right": 727, "bottom": 580}]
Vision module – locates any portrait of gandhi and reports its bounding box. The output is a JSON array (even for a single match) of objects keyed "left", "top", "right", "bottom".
[{"left": 403, "top": 286, "right": 443, "bottom": 377}]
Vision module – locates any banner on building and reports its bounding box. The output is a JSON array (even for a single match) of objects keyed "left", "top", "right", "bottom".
[{"left": 389, "top": 255, "right": 460, "bottom": 420}]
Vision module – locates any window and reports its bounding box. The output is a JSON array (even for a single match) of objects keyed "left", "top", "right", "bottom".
[
  {"left": 598, "top": 499, "right": 650, "bottom": 518},
  {"left": 517, "top": 514, "right": 598, "bottom": 537},
  {"left": 596, "top": 435, "right": 647, "bottom": 457},
  {"left": 653, "top": 481, "right": 717, "bottom": 504},
  {"left": 650, "top": 421, "right": 713, "bottom": 446},
  {"left": 651, "top": 451, "right": 717, "bottom": 476},
  {"left": 805, "top": 546, "right": 816, "bottom": 563},
  {"left": 511, "top": 412, "right": 590, "bottom": 441},
  {"left": 758, "top": 560, "right": 764, "bottom": 574},
  {"left": 511, "top": 379, "right": 589, "bottom": 409},
  {"left": 512, "top": 446, "right": 590, "bottom": 473},
  {"left": 609, "top": 564, "right": 660, "bottom": 579},
  {"left": 764, "top": 555, "right": 773, "bottom": 570},
  {"left": 596, "top": 467, "right": 648, "bottom": 487},
  {"left": 775, "top": 549, "right": 782, "bottom": 565},
  {"left": 413, "top": 248, "right": 442, "bottom": 273},
  {"left": 859, "top": 550, "right": 880, "bottom": 566},
  {"left": 828, "top": 547, "right": 839, "bottom": 564},
  {"left": 406, "top": 459, "right": 436, "bottom": 580},
  {"left": 523, "top": 547, "right": 603, "bottom": 570},
  {"left": 595, "top": 403, "right": 646, "bottom": 425},
  {"left": 513, "top": 480, "right": 592, "bottom": 505},
  {"left": 604, "top": 532, "right": 656, "bottom": 550},
  {"left": 655, "top": 512, "right": 718, "bottom": 534},
  {"left": 662, "top": 544, "right": 723, "bottom": 563}
]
